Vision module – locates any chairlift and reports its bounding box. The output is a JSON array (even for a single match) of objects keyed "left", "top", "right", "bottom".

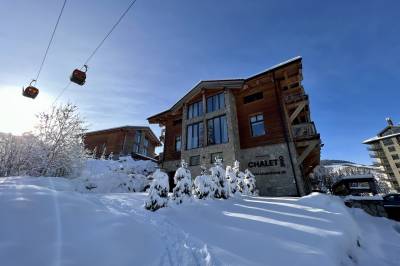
[
  {"left": 22, "top": 80, "right": 39, "bottom": 99},
  {"left": 70, "top": 65, "right": 88, "bottom": 85}
]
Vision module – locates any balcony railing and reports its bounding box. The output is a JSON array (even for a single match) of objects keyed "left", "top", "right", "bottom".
[
  {"left": 284, "top": 93, "right": 308, "bottom": 104},
  {"left": 292, "top": 122, "right": 318, "bottom": 139},
  {"left": 367, "top": 145, "right": 382, "bottom": 152},
  {"left": 369, "top": 152, "right": 385, "bottom": 159}
]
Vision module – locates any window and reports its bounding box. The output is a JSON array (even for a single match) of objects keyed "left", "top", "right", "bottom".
[
  {"left": 395, "top": 162, "right": 400, "bottom": 169},
  {"left": 186, "top": 122, "right": 204, "bottom": 149},
  {"left": 175, "top": 136, "right": 181, "bottom": 151},
  {"left": 187, "top": 101, "right": 203, "bottom": 119},
  {"left": 207, "top": 93, "right": 225, "bottom": 113},
  {"left": 189, "top": 155, "right": 200, "bottom": 166},
  {"left": 207, "top": 115, "right": 228, "bottom": 145},
  {"left": 382, "top": 138, "right": 394, "bottom": 146},
  {"left": 388, "top": 146, "right": 396, "bottom": 152},
  {"left": 143, "top": 137, "right": 149, "bottom": 148},
  {"left": 135, "top": 131, "right": 142, "bottom": 143},
  {"left": 250, "top": 114, "right": 266, "bottom": 137},
  {"left": 243, "top": 92, "right": 263, "bottom": 104},
  {"left": 210, "top": 152, "right": 223, "bottom": 163},
  {"left": 392, "top": 154, "right": 399, "bottom": 160},
  {"left": 133, "top": 143, "right": 139, "bottom": 153}
]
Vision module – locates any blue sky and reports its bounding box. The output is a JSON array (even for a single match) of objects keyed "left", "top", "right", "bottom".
[{"left": 0, "top": 0, "right": 399, "bottom": 164}]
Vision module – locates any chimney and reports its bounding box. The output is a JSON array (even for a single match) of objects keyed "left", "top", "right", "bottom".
[{"left": 386, "top": 117, "right": 394, "bottom": 126}]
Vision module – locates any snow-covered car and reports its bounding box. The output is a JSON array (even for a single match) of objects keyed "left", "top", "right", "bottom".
[{"left": 383, "top": 193, "right": 400, "bottom": 221}]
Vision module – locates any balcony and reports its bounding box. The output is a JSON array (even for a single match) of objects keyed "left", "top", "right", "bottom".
[
  {"left": 369, "top": 152, "right": 385, "bottom": 159},
  {"left": 292, "top": 122, "right": 318, "bottom": 139},
  {"left": 367, "top": 145, "right": 382, "bottom": 152},
  {"left": 284, "top": 93, "right": 308, "bottom": 104}
]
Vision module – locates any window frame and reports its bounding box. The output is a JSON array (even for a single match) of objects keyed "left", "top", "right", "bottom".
[
  {"left": 186, "top": 122, "right": 204, "bottom": 150},
  {"left": 207, "top": 115, "right": 229, "bottom": 146},
  {"left": 249, "top": 113, "right": 266, "bottom": 137},
  {"left": 175, "top": 135, "right": 182, "bottom": 152},
  {"left": 243, "top": 91, "right": 263, "bottom": 104},
  {"left": 189, "top": 155, "right": 201, "bottom": 166},
  {"left": 187, "top": 100, "right": 203, "bottom": 119},
  {"left": 206, "top": 92, "right": 225, "bottom": 113}
]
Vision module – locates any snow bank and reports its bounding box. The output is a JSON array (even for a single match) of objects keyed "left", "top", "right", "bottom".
[{"left": 73, "top": 157, "right": 157, "bottom": 193}]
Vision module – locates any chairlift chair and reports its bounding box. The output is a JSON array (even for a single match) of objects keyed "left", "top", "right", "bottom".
[
  {"left": 70, "top": 65, "right": 88, "bottom": 85},
  {"left": 22, "top": 80, "right": 39, "bottom": 99}
]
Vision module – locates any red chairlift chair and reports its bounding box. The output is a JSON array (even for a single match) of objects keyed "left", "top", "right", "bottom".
[
  {"left": 70, "top": 65, "right": 88, "bottom": 85},
  {"left": 22, "top": 80, "right": 39, "bottom": 99}
]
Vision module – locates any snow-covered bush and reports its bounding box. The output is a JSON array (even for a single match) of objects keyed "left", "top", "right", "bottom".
[
  {"left": 172, "top": 160, "right": 192, "bottom": 204},
  {"left": 193, "top": 166, "right": 216, "bottom": 199},
  {"left": 145, "top": 170, "right": 170, "bottom": 211},
  {"left": 75, "top": 157, "right": 156, "bottom": 193},
  {"left": 244, "top": 169, "right": 257, "bottom": 195},
  {"left": 226, "top": 160, "right": 246, "bottom": 196},
  {"left": 210, "top": 158, "right": 229, "bottom": 199}
]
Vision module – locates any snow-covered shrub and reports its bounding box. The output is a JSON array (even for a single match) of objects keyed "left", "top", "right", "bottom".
[
  {"left": 145, "top": 170, "right": 169, "bottom": 211},
  {"left": 244, "top": 169, "right": 257, "bottom": 195},
  {"left": 193, "top": 166, "right": 216, "bottom": 199},
  {"left": 75, "top": 157, "right": 156, "bottom": 193},
  {"left": 226, "top": 160, "right": 246, "bottom": 196},
  {"left": 172, "top": 160, "right": 192, "bottom": 204},
  {"left": 210, "top": 158, "right": 229, "bottom": 199}
]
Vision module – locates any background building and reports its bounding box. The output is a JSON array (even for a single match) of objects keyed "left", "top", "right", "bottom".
[
  {"left": 84, "top": 126, "right": 161, "bottom": 161},
  {"left": 148, "top": 57, "right": 322, "bottom": 196},
  {"left": 363, "top": 118, "right": 400, "bottom": 191}
]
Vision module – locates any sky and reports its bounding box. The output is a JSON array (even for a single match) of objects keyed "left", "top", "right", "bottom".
[{"left": 0, "top": 0, "right": 399, "bottom": 165}]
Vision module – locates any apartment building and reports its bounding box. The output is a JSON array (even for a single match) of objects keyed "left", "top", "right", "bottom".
[
  {"left": 363, "top": 118, "right": 400, "bottom": 191},
  {"left": 84, "top": 126, "right": 161, "bottom": 161},
  {"left": 148, "top": 57, "right": 321, "bottom": 196}
]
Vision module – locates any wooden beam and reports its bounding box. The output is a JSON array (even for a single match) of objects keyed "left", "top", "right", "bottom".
[
  {"left": 297, "top": 139, "right": 319, "bottom": 166},
  {"left": 289, "top": 101, "right": 307, "bottom": 123}
]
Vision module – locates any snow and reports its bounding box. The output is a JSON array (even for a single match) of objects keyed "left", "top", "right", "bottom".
[{"left": 0, "top": 177, "right": 399, "bottom": 266}]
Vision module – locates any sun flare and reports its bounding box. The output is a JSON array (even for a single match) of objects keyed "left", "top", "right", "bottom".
[{"left": 0, "top": 85, "right": 52, "bottom": 135}]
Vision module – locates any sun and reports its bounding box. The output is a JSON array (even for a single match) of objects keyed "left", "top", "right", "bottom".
[{"left": 0, "top": 85, "right": 52, "bottom": 135}]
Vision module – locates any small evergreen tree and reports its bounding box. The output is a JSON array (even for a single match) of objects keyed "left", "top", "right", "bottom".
[
  {"left": 244, "top": 169, "right": 257, "bottom": 195},
  {"left": 144, "top": 169, "right": 169, "bottom": 211},
  {"left": 172, "top": 160, "right": 192, "bottom": 204},
  {"left": 108, "top": 152, "right": 114, "bottom": 160},
  {"left": 100, "top": 147, "right": 107, "bottom": 160},
  {"left": 193, "top": 166, "right": 216, "bottom": 199},
  {"left": 210, "top": 158, "right": 229, "bottom": 199}
]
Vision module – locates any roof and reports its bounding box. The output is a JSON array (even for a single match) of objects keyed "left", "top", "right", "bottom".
[
  {"left": 363, "top": 132, "right": 400, "bottom": 144},
  {"left": 148, "top": 56, "right": 302, "bottom": 123},
  {"left": 85, "top": 126, "right": 161, "bottom": 146}
]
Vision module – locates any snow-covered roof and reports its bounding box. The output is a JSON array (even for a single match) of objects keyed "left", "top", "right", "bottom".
[{"left": 362, "top": 132, "right": 400, "bottom": 144}]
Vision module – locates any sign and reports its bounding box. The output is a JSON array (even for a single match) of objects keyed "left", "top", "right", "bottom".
[{"left": 247, "top": 156, "right": 286, "bottom": 168}]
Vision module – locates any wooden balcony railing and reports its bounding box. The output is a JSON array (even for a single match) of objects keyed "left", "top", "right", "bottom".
[
  {"left": 292, "top": 122, "right": 318, "bottom": 139},
  {"left": 284, "top": 93, "right": 308, "bottom": 104}
]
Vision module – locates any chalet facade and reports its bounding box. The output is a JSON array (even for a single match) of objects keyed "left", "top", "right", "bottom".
[
  {"left": 84, "top": 126, "right": 161, "bottom": 161},
  {"left": 148, "top": 57, "right": 321, "bottom": 196},
  {"left": 363, "top": 118, "right": 400, "bottom": 191}
]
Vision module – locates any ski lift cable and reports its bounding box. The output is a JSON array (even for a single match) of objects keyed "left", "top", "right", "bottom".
[
  {"left": 52, "top": 81, "right": 72, "bottom": 106},
  {"left": 34, "top": 0, "right": 68, "bottom": 84},
  {"left": 51, "top": 0, "right": 138, "bottom": 105},
  {"left": 83, "top": 0, "right": 138, "bottom": 66}
]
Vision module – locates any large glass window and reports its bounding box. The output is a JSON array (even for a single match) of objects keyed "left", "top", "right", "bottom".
[
  {"left": 175, "top": 136, "right": 181, "bottom": 151},
  {"left": 187, "top": 101, "right": 203, "bottom": 119},
  {"left": 135, "top": 131, "right": 142, "bottom": 143},
  {"left": 186, "top": 122, "right": 204, "bottom": 149},
  {"left": 250, "top": 114, "right": 266, "bottom": 137},
  {"left": 207, "top": 115, "right": 228, "bottom": 145},
  {"left": 207, "top": 93, "right": 225, "bottom": 113}
]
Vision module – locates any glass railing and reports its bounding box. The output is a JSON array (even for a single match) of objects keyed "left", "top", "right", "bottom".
[{"left": 292, "top": 122, "right": 317, "bottom": 139}]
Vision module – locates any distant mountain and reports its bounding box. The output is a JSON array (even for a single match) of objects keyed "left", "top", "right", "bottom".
[{"left": 321, "top": 160, "right": 356, "bottom": 166}]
